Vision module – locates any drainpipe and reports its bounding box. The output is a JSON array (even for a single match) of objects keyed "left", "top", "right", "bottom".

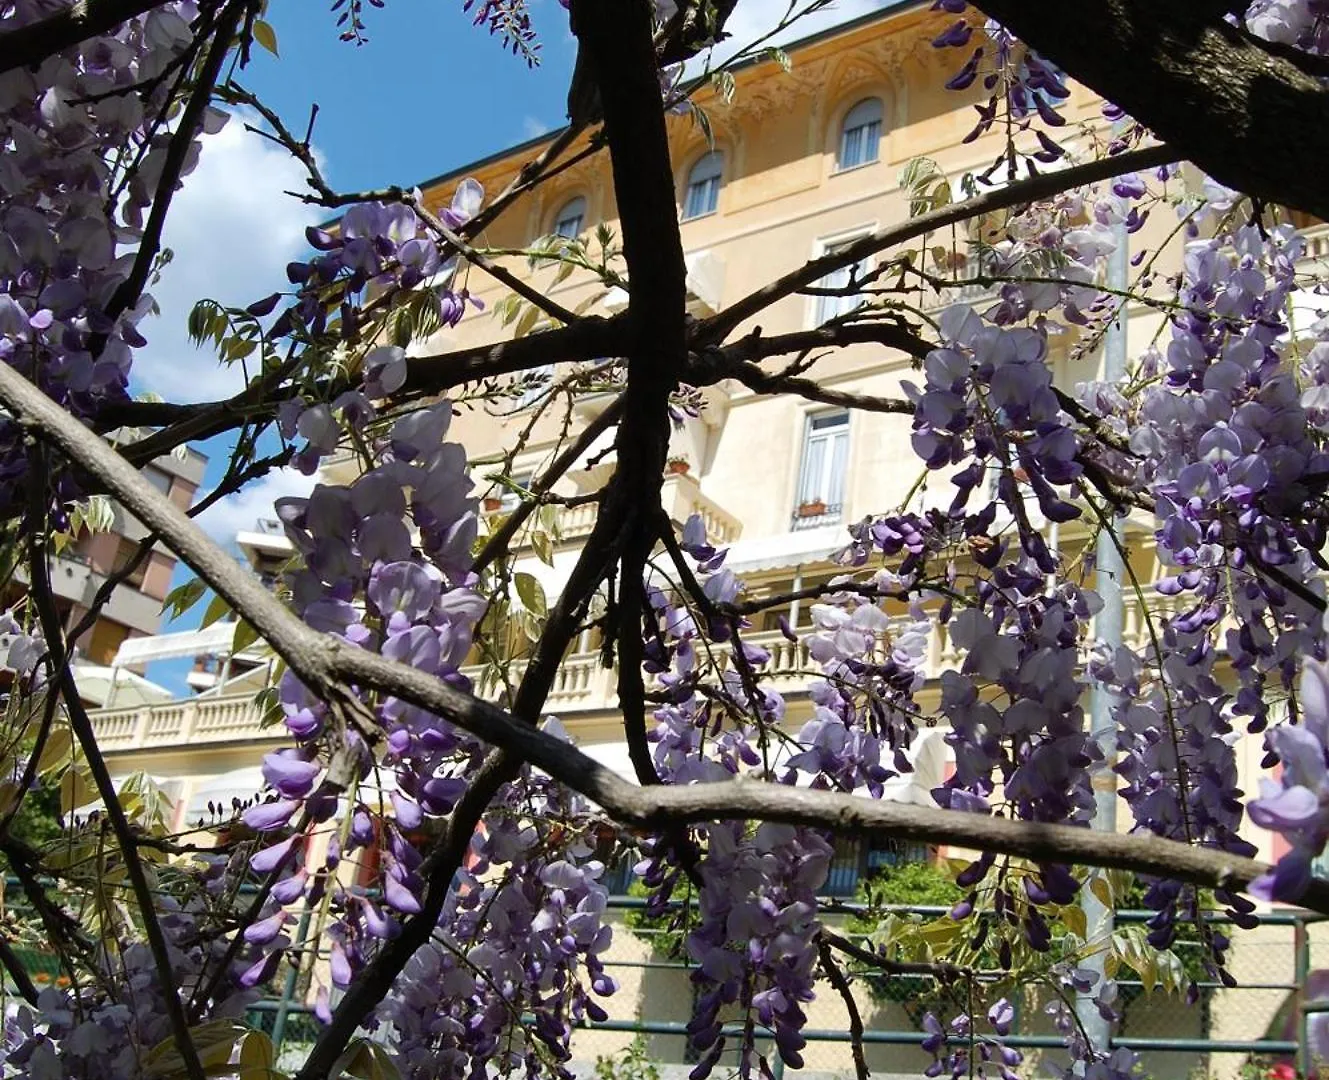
[{"left": 1075, "top": 161, "right": 1130, "bottom": 1058}]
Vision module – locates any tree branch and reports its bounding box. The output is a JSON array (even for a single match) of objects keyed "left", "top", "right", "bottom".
[
  {"left": 3, "top": 329, "right": 1325, "bottom": 936},
  {"left": 97, "top": 312, "right": 627, "bottom": 467},
  {"left": 102, "top": 0, "right": 247, "bottom": 330},
  {"left": 473, "top": 395, "right": 624, "bottom": 575},
  {"left": 970, "top": 0, "right": 1329, "bottom": 222},
  {"left": 23, "top": 443, "right": 205, "bottom": 1080},
  {"left": 0, "top": 0, "right": 165, "bottom": 75},
  {"left": 0, "top": 936, "right": 39, "bottom": 1006},
  {"left": 701, "top": 355, "right": 915, "bottom": 415},
  {"left": 696, "top": 143, "right": 1175, "bottom": 345},
  {"left": 817, "top": 939, "right": 870, "bottom": 1080}
]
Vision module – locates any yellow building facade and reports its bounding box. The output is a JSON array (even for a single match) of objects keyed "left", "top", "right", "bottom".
[{"left": 83, "top": 5, "right": 1328, "bottom": 1074}]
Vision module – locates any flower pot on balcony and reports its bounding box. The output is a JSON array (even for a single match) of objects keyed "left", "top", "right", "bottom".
[{"left": 797, "top": 500, "right": 827, "bottom": 518}]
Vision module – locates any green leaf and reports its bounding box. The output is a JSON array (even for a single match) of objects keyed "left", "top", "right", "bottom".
[
  {"left": 36, "top": 725, "right": 74, "bottom": 776},
  {"left": 161, "top": 577, "right": 207, "bottom": 619},
  {"left": 144, "top": 1020, "right": 249, "bottom": 1078},
  {"left": 494, "top": 294, "right": 522, "bottom": 327},
  {"left": 552, "top": 259, "right": 576, "bottom": 287},
  {"left": 1057, "top": 902, "right": 1086, "bottom": 940},
  {"left": 513, "top": 302, "right": 542, "bottom": 339},
  {"left": 239, "top": 1030, "right": 277, "bottom": 1079},
  {"left": 897, "top": 156, "right": 951, "bottom": 218},
  {"left": 233, "top": 618, "right": 260, "bottom": 654},
  {"left": 59, "top": 768, "right": 94, "bottom": 817},
  {"left": 514, "top": 572, "right": 548, "bottom": 617},
  {"left": 531, "top": 529, "right": 554, "bottom": 567},
  {"left": 253, "top": 18, "right": 279, "bottom": 55},
  {"left": 200, "top": 591, "right": 231, "bottom": 629},
  {"left": 332, "top": 1039, "right": 404, "bottom": 1080}
]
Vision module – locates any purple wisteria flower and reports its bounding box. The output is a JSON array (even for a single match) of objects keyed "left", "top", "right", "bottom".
[{"left": 1249, "top": 659, "right": 1329, "bottom": 900}]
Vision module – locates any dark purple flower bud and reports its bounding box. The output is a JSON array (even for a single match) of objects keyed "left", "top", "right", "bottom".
[
  {"left": 261, "top": 751, "right": 321, "bottom": 799},
  {"left": 383, "top": 873, "right": 423, "bottom": 915},
  {"left": 271, "top": 868, "right": 308, "bottom": 904},
  {"left": 306, "top": 226, "right": 341, "bottom": 251},
  {"left": 330, "top": 941, "right": 353, "bottom": 987},
  {"left": 245, "top": 292, "right": 282, "bottom": 317}
]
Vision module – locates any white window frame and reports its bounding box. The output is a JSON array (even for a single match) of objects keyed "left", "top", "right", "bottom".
[
  {"left": 810, "top": 228, "right": 876, "bottom": 328},
  {"left": 553, "top": 196, "right": 587, "bottom": 239},
  {"left": 682, "top": 151, "right": 724, "bottom": 221},
  {"left": 792, "top": 409, "right": 850, "bottom": 530},
  {"left": 836, "top": 97, "right": 884, "bottom": 173}
]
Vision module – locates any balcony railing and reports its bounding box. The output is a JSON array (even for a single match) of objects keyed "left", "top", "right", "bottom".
[
  {"left": 486, "top": 472, "right": 742, "bottom": 549},
  {"left": 88, "top": 596, "right": 1199, "bottom": 752},
  {"left": 91, "top": 694, "right": 277, "bottom": 751}
]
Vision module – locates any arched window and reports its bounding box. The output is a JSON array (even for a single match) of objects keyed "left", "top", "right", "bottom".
[
  {"left": 553, "top": 196, "right": 586, "bottom": 239},
  {"left": 837, "top": 97, "right": 883, "bottom": 171},
  {"left": 682, "top": 151, "right": 723, "bottom": 220}
]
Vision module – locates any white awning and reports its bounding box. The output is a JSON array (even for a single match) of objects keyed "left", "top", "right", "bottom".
[
  {"left": 72, "top": 663, "right": 174, "bottom": 708},
  {"left": 721, "top": 523, "right": 848, "bottom": 576},
  {"left": 577, "top": 728, "right": 946, "bottom": 808},
  {"left": 112, "top": 622, "right": 238, "bottom": 667},
  {"left": 185, "top": 766, "right": 265, "bottom": 819},
  {"left": 603, "top": 250, "right": 726, "bottom": 315}
]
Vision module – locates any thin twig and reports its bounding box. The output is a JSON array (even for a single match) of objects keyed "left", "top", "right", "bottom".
[
  {"left": 818, "top": 939, "right": 870, "bottom": 1080},
  {"left": 23, "top": 441, "right": 205, "bottom": 1080}
]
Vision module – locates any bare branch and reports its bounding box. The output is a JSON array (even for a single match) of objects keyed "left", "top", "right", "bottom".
[
  {"left": 473, "top": 395, "right": 625, "bottom": 574},
  {"left": 707, "top": 357, "right": 915, "bottom": 416},
  {"left": 0, "top": 0, "right": 165, "bottom": 76},
  {"left": 24, "top": 442, "right": 205, "bottom": 1080},
  {"left": 818, "top": 940, "right": 870, "bottom": 1080},
  {"left": 410, "top": 197, "right": 580, "bottom": 326},
  {"left": 970, "top": 0, "right": 1329, "bottom": 222},
  {"left": 696, "top": 143, "right": 1176, "bottom": 345},
  {"left": 0, "top": 936, "right": 39, "bottom": 1006},
  {"left": 2, "top": 312, "right": 1324, "bottom": 949},
  {"left": 102, "top": 1, "right": 248, "bottom": 330}
]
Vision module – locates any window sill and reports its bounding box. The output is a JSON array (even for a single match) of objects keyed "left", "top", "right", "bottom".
[
  {"left": 680, "top": 209, "right": 718, "bottom": 224},
  {"left": 831, "top": 159, "right": 880, "bottom": 177}
]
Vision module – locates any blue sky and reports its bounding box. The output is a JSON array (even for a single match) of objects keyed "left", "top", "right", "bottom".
[
  {"left": 133, "top": 1, "right": 579, "bottom": 690},
  {"left": 129, "top": 0, "right": 886, "bottom": 691}
]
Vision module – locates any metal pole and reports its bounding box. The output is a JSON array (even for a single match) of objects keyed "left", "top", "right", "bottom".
[
  {"left": 270, "top": 904, "right": 313, "bottom": 1054},
  {"left": 1075, "top": 172, "right": 1130, "bottom": 1056},
  {"left": 1296, "top": 916, "right": 1311, "bottom": 1079}
]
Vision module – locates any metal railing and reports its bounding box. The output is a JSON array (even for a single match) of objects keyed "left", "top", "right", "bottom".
[{"left": 235, "top": 899, "right": 1324, "bottom": 1080}]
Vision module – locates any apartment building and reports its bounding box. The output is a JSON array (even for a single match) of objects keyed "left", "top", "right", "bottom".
[
  {"left": 79, "top": 7, "right": 1324, "bottom": 1071},
  {"left": 86, "top": 0, "right": 1284, "bottom": 874},
  {"left": 7, "top": 437, "right": 207, "bottom": 706}
]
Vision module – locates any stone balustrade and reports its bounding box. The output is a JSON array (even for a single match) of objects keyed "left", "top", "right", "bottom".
[
  {"left": 90, "top": 694, "right": 277, "bottom": 752},
  {"left": 88, "top": 595, "right": 1193, "bottom": 751}
]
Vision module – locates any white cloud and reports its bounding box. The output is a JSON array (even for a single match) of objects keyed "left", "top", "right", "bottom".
[
  {"left": 689, "top": 0, "right": 892, "bottom": 72},
  {"left": 522, "top": 115, "right": 551, "bottom": 139},
  {"left": 194, "top": 465, "right": 316, "bottom": 545},
  {"left": 131, "top": 110, "right": 324, "bottom": 404}
]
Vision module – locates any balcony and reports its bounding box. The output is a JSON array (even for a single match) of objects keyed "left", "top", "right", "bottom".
[
  {"left": 87, "top": 595, "right": 1196, "bottom": 753},
  {"left": 490, "top": 472, "right": 742, "bottom": 550},
  {"left": 91, "top": 694, "right": 278, "bottom": 752},
  {"left": 18, "top": 551, "right": 162, "bottom": 635}
]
